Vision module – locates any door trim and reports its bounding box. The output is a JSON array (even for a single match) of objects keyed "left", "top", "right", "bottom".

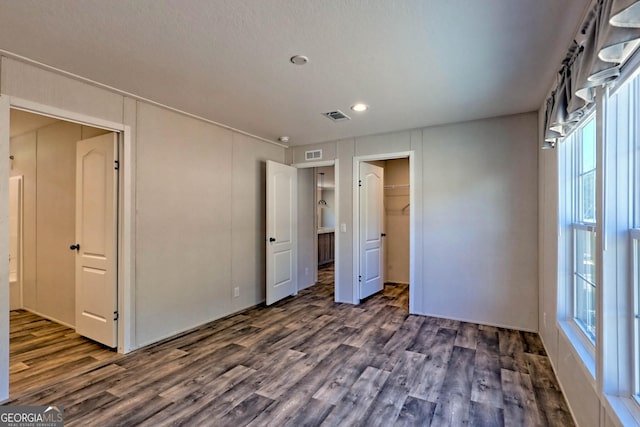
[
  {"left": 0, "top": 95, "right": 134, "bottom": 355},
  {"left": 293, "top": 159, "right": 340, "bottom": 303},
  {"left": 353, "top": 151, "right": 415, "bottom": 311}
]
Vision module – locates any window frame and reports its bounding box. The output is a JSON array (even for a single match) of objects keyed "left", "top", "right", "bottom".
[
  {"left": 563, "top": 113, "right": 599, "bottom": 347},
  {"left": 633, "top": 229, "right": 640, "bottom": 401}
]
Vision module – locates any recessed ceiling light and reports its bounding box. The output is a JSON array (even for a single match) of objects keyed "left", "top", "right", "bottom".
[
  {"left": 351, "top": 103, "right": 368, "bottom": 112},
  {"left": 290, "top": 55, "right": 309, "bottom": 65}
]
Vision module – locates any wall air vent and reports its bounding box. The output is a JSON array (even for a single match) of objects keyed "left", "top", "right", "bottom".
[
  {"left": 322, "top": 110, "right": 351, "bottom": 122},
  {"left": 305, "top": 149, "right": 322, "bottom": 161}
]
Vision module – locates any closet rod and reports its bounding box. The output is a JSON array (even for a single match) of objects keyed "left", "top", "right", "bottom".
[{"left": 383, "top": 184, "right": 410, "bottom": 190}]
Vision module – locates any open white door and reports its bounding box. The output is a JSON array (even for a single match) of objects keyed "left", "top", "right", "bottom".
[
  {"left": 74, "top": 132, "right": 118, "bottom": 347},
  {"left": 359, "top": 162, "right": 384, "bottom": 299},
  {"left": 266, "top": 160, "right": 297, "bottom": 305}
]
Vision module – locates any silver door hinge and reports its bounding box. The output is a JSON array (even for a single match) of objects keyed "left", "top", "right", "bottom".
[
  {"left": 114, "top": 311, "right": 119, "bottom": 321},
  {"left": 114, "top": 160, "right": 120, "bottom": 170},
  {"left": 358, "top": 180, "right": 362, "bottom": 187},
  {"left": 358, "top": 275, "right": 362, "bottom": 282}
]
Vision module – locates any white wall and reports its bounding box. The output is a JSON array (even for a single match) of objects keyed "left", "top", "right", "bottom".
[
  {"left": 0, "top": 56, "right": 285, "bottom": 402},
  {"left": 421, "top": 114, "right": 538, "bottom": 330},
  {"left": 290, "top": 113, "right": 539, "bottom": 331}
]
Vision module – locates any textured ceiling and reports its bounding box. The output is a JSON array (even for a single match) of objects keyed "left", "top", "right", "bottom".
[{"left": 0, "top": 0, "right": 590, "bottom": 146}]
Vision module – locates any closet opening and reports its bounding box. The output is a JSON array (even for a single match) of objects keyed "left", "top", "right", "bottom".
[
  {"left": 7, "top": 108, "right": 122, "bottom": 399},
  {"left": 354, "top": 153, "right": 413, "bottom": 312}
]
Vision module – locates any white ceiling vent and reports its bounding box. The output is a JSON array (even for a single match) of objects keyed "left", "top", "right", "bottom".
[
  {"left": 322, "top": 110, "right": 351, "bottom": 122},
  {"left": 305, "top": 149, "right": 322, "bottom": 161}
]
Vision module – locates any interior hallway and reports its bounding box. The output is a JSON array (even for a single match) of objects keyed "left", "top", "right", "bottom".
[{"left": 6, "top": 272, "right": 572, "bottom": 426}]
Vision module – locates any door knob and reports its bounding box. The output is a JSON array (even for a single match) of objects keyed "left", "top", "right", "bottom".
[
  {"left": 70, "top": 244, "right": 80, "bottom": 252},
  {"left": 269, "top": 237, "right": 276, "bottom": 242}
]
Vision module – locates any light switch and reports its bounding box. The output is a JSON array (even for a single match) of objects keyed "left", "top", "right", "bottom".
[{"left": 340, "top": 223, "right": 347, "bottom": 232}]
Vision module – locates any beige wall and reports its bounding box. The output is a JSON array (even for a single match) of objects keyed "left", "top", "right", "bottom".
[{"left": 135, "top": 102, "right": 284, "bottom": 347}]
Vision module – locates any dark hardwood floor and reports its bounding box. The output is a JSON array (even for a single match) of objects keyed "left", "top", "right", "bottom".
[
  {"left": 9, "top": 310, "right": 121, "bottom": 397},
  {"left": 5, "top": 265, "right": 574, "bottom": 426}
]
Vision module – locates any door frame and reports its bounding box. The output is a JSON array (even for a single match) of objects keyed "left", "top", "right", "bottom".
[
  {"left": 0, "top": 95, "right": 134, "bottom": 355},
  {"left": 353, "top": 151, "right": 415, "bottom": 311},
  {"left": 291, "top": 159, "right": 340, "bottom": 301}
]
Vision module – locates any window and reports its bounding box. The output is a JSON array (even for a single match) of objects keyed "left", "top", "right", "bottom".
[
  {"left": 608, "top": 66, "right": 640, "bottom": 404},
  {"left": 628, "top": 73, "right": 640, "bottom": 399},
  {"left": 563, "top": 116, "right": 598, "bottom": 343},
  {"left": 635, "top": 231, "right": 640, "bottom": 397}
]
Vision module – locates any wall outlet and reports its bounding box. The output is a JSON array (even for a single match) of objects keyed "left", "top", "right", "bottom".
[
  {"left": 543, "top": 312, "right": 547, "bottom": 327},
  {"left": 305, "top": 267, "right": 309, "bottom": 276},
  {"left": 233, "top": 286, "right": 239, "bottom": 298}
]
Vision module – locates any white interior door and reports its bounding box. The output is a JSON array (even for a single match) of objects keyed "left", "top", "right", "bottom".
[
  {"left": 266, "top": 160, "right": 297, "bottom": 305},
  {"left": 75, "top": 132, "right": 118, "bottom": 347},
  {"left": 359, "top": 162, "right": 384, "bottom": 299}
]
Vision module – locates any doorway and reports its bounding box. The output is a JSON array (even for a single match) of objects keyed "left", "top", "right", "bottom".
[
  {"left": 354, "top": 153, "right": 413, "bottom": 311},
  {"left": 7, "top": 109, "right": 121, "bottom": 398},
  {"left": 316, "top": 166, "right": 336, "bottom": 292}
]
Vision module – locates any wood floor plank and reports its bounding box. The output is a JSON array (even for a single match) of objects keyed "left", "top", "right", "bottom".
[
  {"left": 430, "top": 346, "right": 476, "bottom": 427},
  {"left": 282, "top": 397, "right": 333, "bottom": 427},
  {"left": 501, "top": 368, "right": 543, "bottom": 427},
  {"left": 396, "top": 395, "right": 436, "bottom": 426},
  {"left": 249, "top": 344, "right": 359, "bottom": 426},
  {"left": 469, "top": 401, "right": 505, "bottom": 427},
  {"left": 409, "top": 328, "right": 457, "bottom": 402},
  {"left": 471, "top": 328, "right": 503, "bottom": 408},
  {"left": 219, "top": 393, "right": 275, "bottom": 427},
  {"left": 313, "top": 346, "right": 378, "bottom": 405},
  {"left": 525, "top": 354, "right": 575, "bottom": 426},
  {"left": 520, "top": 331, "right": 547, "bottom": 356},
  {"left": 406, "top": 316, "right": 439, "bottom": 354},
  {"left": 499, "top": 328, "right": 529, "bottom": 374},
  {"left": 144, "top": 365, "right": 258, "bottom": 426},
  {"left": 455, "top": 321, "right": 479, "bottom": 349},
  {"left": 8, "top": 363, "right": 127, "bottom": 407},
  {"left": 360, "top": 350, "right": 427, "bottom": 427},
  {"left": 320, "top": 366, "right": 390, "bottom": 427},
  {"left": 371, "top": 314, "right": 424, "bottom": 371}
]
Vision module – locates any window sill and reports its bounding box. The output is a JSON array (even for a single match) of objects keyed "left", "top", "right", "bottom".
[
  {"left": 558, "top": 320, "right": 596, "bottom": 380},
  {"left": 603, "top": 395, "right": 640, "bottom": 427}
]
